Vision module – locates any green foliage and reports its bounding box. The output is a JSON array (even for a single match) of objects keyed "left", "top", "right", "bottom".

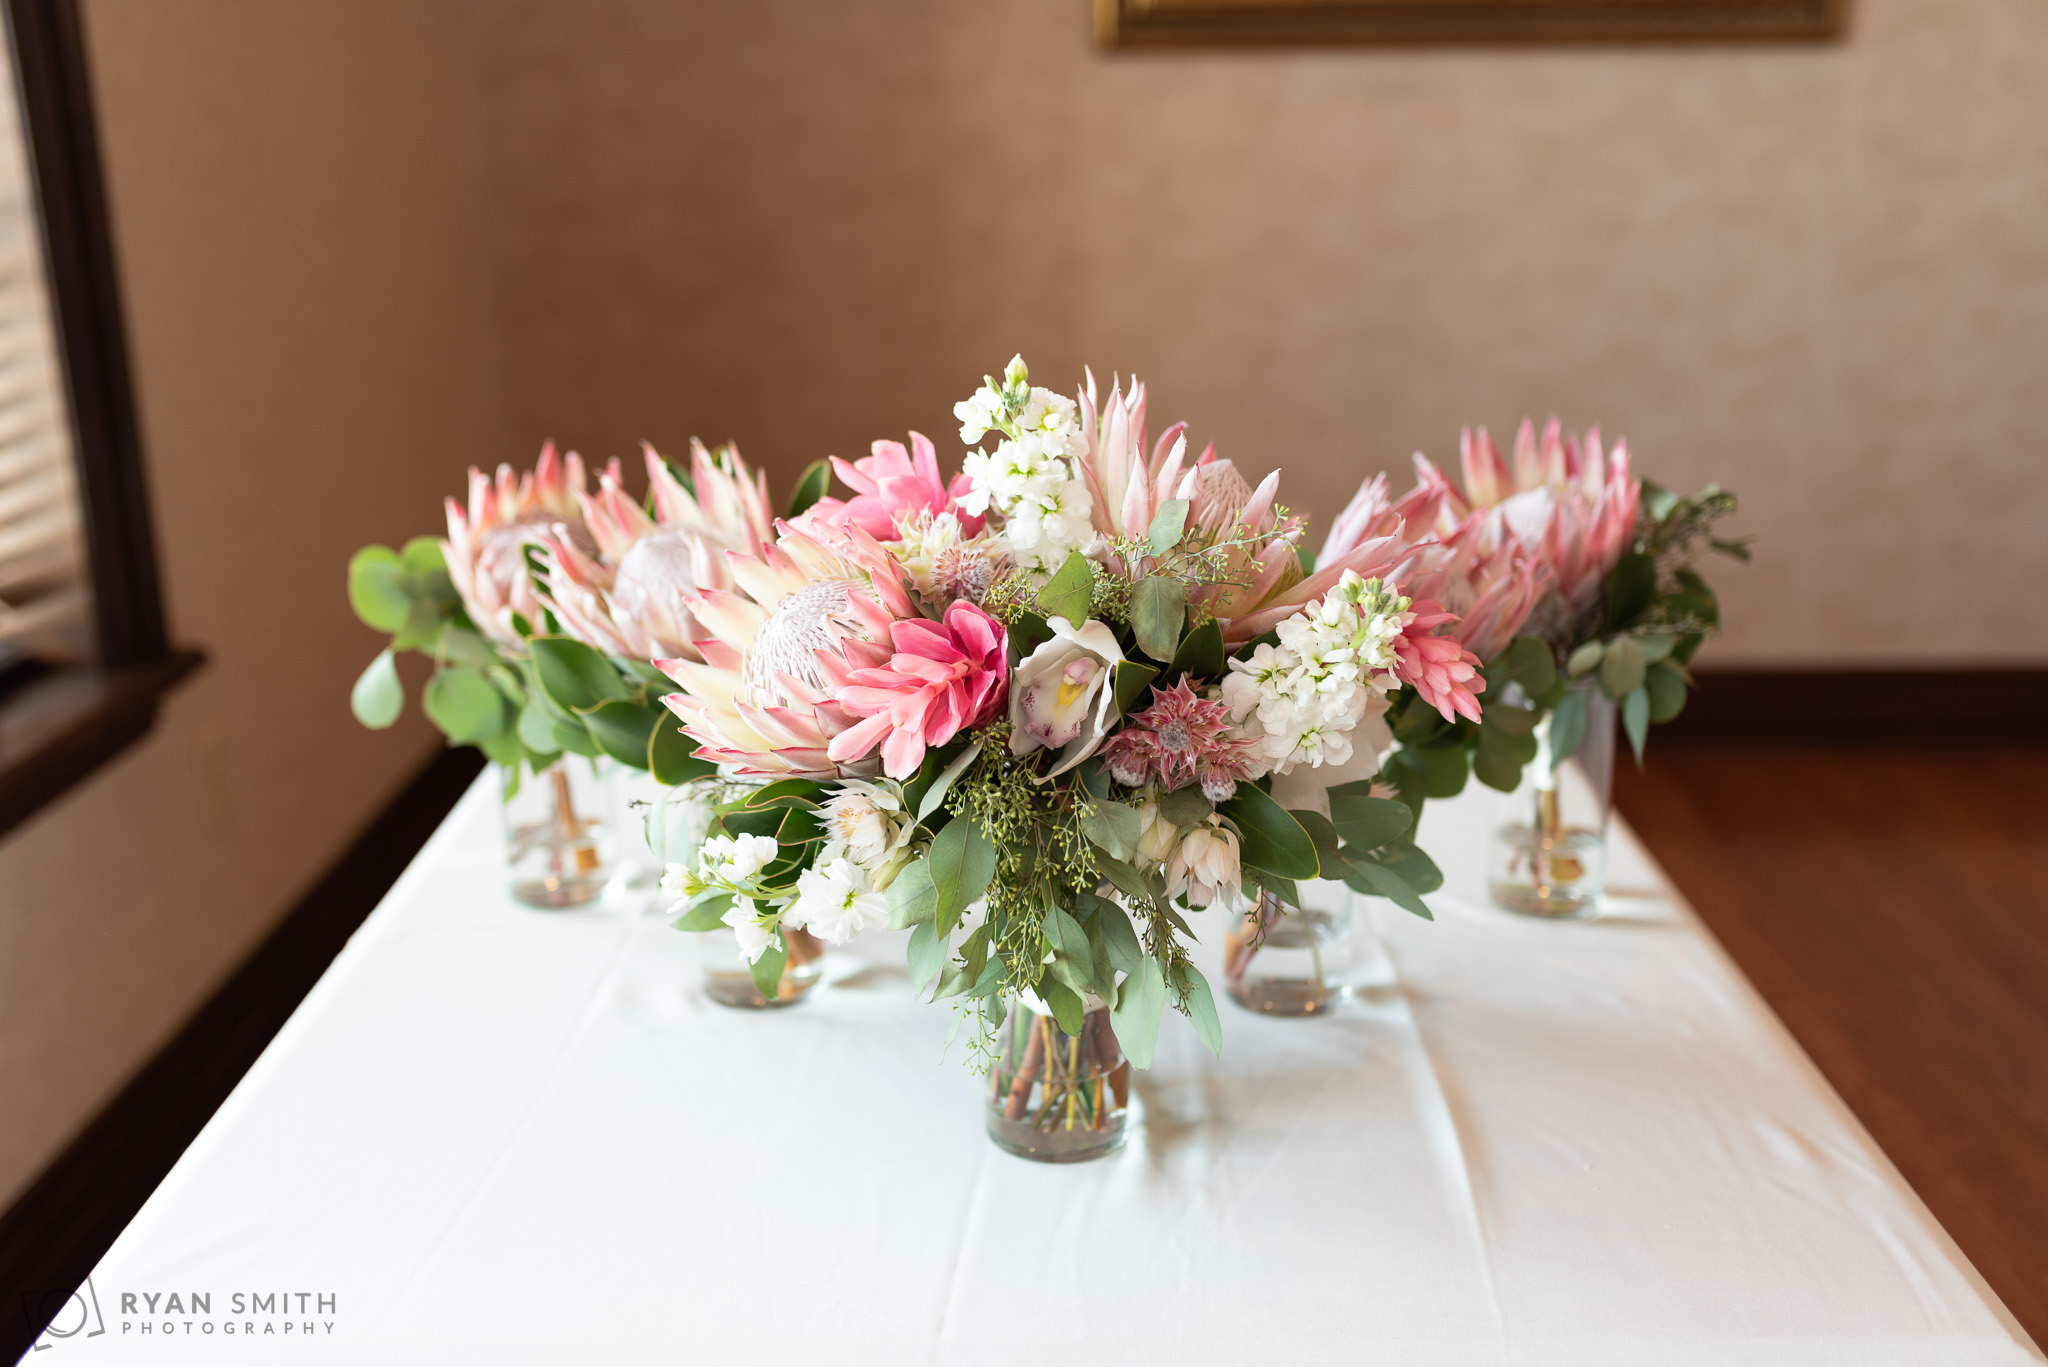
[
  {"left": 1036, "top": 552, "right": 1094, "bottom": 625},
  {"left": 1130, "top": 576, "right": 1186, "bottom": 662},
  {"left": 1111, "top": 957, "right": 1166, "bottom": 1070},
  {"left": 927, "top": 817, "right": 997, "bottom": 935},
  {"left": 1146, "top": 498, "right": 1190, "bottom": 557},
  {"left": 422, "top": 667, "right": 505, "bottom": 743},
  {"left": 786, "top": 459, "right": 833, "bottom": 519},
  {"left": 350, "top": 650, "right": 403, "bottom": 729},
  {"left": 1218, "top": 785, "right": 1320, "bottom": 881},
  {"left": 347, "top": 547, "right": 412, "bottom": 633}
]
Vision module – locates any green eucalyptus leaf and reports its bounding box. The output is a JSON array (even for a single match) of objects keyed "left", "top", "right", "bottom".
[
  {"left": 1094, "top": 853, "right": 1151, "bottom": 905},
  {"left": 423, "top": 666, "right": 506, "bottom": 744},
  {"left": 916, "top": 742, "right": 983, "bottom": 824},
  {"left": 1180, "top": 964, "right": 1223, "bottom": 1058},
  {"left": 1036, "top": 552, "right": 1094, "bottom": 626},
  {"left": 1375, "top": 840, "right": 1443, "bottom": 894},
  {"left": 479, "top": 728, "right": 522, "bottom": 768},
  {"left": 906, "top": 920, "right": 945, "bottom": 993},
  {"left": 1638, "top": 633, "right": 1678, "bottom": 665},
  {"left": 1548, "top": 688, "right": 1589, "bottom": 771},
  {"left": 1600, "top": 636, "right": 1647, "bottom": 699},
  {"left": 1041, "top": 977, "right": 1086, "bottom": 1037},
  {"left": 1082, "top": 799, "right": 1141, "bottom": 861},
  {"left": 886, "top": 859, "right": 939, "bottom": 929},
  {"left": 1046, "top": 905, "right": 1095, "bottom": 988},
  {"left": 1146, "top": 498, "right": 1189, "bottom": 557},
  {"left": 1218, "top": 785, "right": 1320, "bottom": 879},
  {"left": 1158, "top": 786, "right": 1213, "bottom": 825},
  {"left": 391, "top": 599, "right": 441, "bottom": 653},
  {"left": 1623, "top": 686, "right": 1651, "bottom": 764},
  {"left": 1604, "top": 552, "right": 1657, "bottom": 631},
  {"left": 1484, "top": 704, "right": 1540, "bottom": 738},
  {"left": 550, "top": 716, "right": 602, "bottom": 758},
  {"left": 749, "top": 939, "right": 789, "bottom": 1001},
  {"left": 927, "top": 818, "right": 996, "bottom": 935},
  {"left": 347, "top": 546, "right": 410, "bottom": 633},
  {"left": 1110, "top": 956, "right": 1166, "bottom": 1070},
  {"left": 1566, "top": 640, "right": 1606, "bottom": 678},
  {"left": 1346, "top": 858, "right": 1434, "bottom": 921},
  {"left": 1131, "top": 577, "right": 1186, "bottom": 663},
  {"left": 400, "top": 535, "right": 447, "bottom": 574},
  {"left": 648, "top": 717, "right": 711, "bottom": 784},
  {"left": 1329, "top": 793, "right": 1413, "bottom": 851},
  {"left": 350, "top": 650, "right": 403, "bottom": 729},
  {"left": 1095, "top": 899, "right": 1144, "bottom": 977},
  {"left": 673, "top": 894, "right": 733, "bottom": 932},
  {"left": 1501, "top": 636, "right": 1558, "bottom": 696}
]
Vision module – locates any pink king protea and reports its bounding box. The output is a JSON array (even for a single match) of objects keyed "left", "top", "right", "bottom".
[
  {"left": 443, "top": 442, "right": 615, "bottom": 644},
  {"left": 803, "top": 431, "right": 984, "bottom": 541}
]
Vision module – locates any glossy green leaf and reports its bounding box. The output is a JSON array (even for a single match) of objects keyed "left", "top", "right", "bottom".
[
  {"left": 927, "top": 818, "right": 996, "bottom": 935},
  {"left": 1329, "top": 793, "right": 1413, "bottom": 851},
  {"left": 1375, "top": 840, "right": 1443, "bottom": 894},
  {"left": 1604, "top": 552, "right": 1657, "bottom": 631},
  {"left": 350, "top": 650, "right": 403, "bottom": 729},
  {"left": 423, "top": 666, "right": 505, "bottom": 743},
  {"left": 1565, "top": 640, "right": 1605, "bottom": 678},
  {"left": 1346, "top": 858, "right": 1434, "bottom": 921},
  {"left": 550, "top": 716, "right": 602, "bottom": 758},
  {"left": 1041, "top": 977, "right": 1086, "bottom": 1038},
  {"left": 1111, "top": 956, "right": 1166, "bottom": 1070},
  {"left": 1146, "top": 498, "right": 1189, "bottom": 557},
  {"left": 347, "top": 546, "right": 410, "bottom": 633},
  {"left": 673, "top": 894, "right": 733, "bottom": 932},
  {"left": 582, "top": 697, "right": 661, "bottom": 768},
  {"left": 530, "top": 635, "right": 631, "bottom": 713},
  {"left": 1218, "top": 785, "right": 1320, "bottom": 880},
  {"left": 1095, "top": 899, "right": 1144, "bottom": 978},
  {"left": 1548, "top": 688, "right": 1589, "bottom": 771},
  {"left": 786, "top": 459, "right": 832, "bottom": 519},
  {"left": 749, "top": 938, "right": 788, "bottom": 1001},
  {"left": 1113, "top": 660, "right": 1159, "bottom": 717},
  {"left": 915, "top": 742, "right": 982, "bottom": 824},
  {"left": 1036, "top": 551, "right": 1094, "bottom": 626},
  {"left": 1131, "top": 576, "right": 1186, "bottom": 663},
  {"left": 1168, "top": 618, "right": 1224, "bottom": 682},
  {"left": 1094, "top": 853, "right": 1152, "bottom": 905},
  {"left": 1046, "top": 905, "right": 1095, "bottom": 987},
  {"left": 648, "top": 717, "right": 711, "bottom": 784},
  {"left": 1645, "top": 661, "right": 1688, "bottom": 723}
]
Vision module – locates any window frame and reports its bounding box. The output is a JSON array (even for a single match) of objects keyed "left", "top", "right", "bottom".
[{"left": 0, "top": 0, "right": 196, "bottom": 841}]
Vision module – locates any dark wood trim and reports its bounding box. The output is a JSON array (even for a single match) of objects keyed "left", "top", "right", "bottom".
[
  {"left": 1659, "top": 668, "right": 2048, "bottom": 744},
  {"left": 0, "top": 650, "right": 201, "bottom": 841},
  {"left": 1094, "top": 0, "right": 1846, "bottom": 47},
  {"left": 0, "top": 744, "right": 483, "bottom": 1362},
  {"left": 3, "top": 0, "right": 166, "bottom": 668}
]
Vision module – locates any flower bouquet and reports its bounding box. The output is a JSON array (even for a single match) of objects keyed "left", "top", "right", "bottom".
[
  {"left": 1323, "top": 418, "right": 1745, "bottom": 916},
  {"left": 653, "top": 358, "right": 1489, "bottom": 1158},
  {"left": 346, "top": 440, "right": 826, "bottom": 906}
]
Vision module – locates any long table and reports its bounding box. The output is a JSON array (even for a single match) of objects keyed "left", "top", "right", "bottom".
[{"left": 60, "top": 777, "right": 2041, "bottom": 1364}]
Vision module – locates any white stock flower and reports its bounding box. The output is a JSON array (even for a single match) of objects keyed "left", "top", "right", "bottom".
[
  {"left": 697, "top": 832, "right": 780, "bottom": 886},
  {"left": 1165, "top": 818, "right": 1242, "bottom": 909},
  {"left": 790, "top": 858, "right": 890, "bottom": 945},
  {"left": 722, "top": 898, "right": 776, "bottom": 964},
  {"left": 1009, "top": 616, "right": 1125, "bottom": 777}
]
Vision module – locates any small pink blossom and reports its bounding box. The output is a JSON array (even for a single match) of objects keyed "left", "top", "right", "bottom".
[
  {"left": 1394, "top": 601, "right": 1486, "bottom": 724},
  {"left": 826, "top": 601, "right": 1009, "bottom": 779},
  {"left": 1099, "top": 679, "right": 1257, "bottom": 802},
  {"left": 809, "top": 432, "right": 985, "bottom": 540}
]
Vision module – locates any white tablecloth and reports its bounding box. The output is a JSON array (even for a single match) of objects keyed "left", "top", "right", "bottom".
[{"left": 66, "top": 776, "right": 2040, "bottom": 1365}]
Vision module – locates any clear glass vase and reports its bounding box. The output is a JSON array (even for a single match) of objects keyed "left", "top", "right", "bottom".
[
  {"left": 1488, "top": 683, "right": 1615, "bottom": 919},
  {"left": 1222, "top": 890, "right": 1355, "bottom": 1015},
  {"left": 499, "top": 756, "right": 617, "bottom": 909},
  {"left": 986, "top": 997, "right": 1130, "bottom": 1163},
  {"left": 700, "top": 926, "right": 825, "bottom": 1009}
]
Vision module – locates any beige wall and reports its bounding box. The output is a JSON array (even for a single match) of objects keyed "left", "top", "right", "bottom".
[
  {"left": 0, "top": 0, "right": 503, "bottom": 1204},
  {"left": 464, "top": 0, "right": 2048, "bottom": 664}
]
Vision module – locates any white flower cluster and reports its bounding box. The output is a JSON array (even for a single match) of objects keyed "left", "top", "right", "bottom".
[
  {"left": 953, "top": 356, "right": 1094, "bottom": 572},
  {"left": 659, "top": 787, "right": 916, "bottom": 965},
  {"left": 1220, "top": 571, "right": 1410, "bottom": 777}
]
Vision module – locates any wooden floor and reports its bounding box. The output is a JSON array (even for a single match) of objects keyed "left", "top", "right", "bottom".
[{"left": 1615, "top": 742, "right": 2048, "bottom": 1349}]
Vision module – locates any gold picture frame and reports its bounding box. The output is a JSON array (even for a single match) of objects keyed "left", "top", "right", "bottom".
[{"left": 1094, "top": 0, "right": 1847, "bottom": 47}]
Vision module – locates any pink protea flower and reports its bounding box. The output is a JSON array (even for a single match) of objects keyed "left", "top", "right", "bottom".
[
  {"left": 656, "top": 520, "right": 921, "bottom": 779},
  {"left": 825, "top": 601, "right": 1008, "bottom": 779},
  {"left": 805, "top": 432, "right": 985, "bottom": 540},
  {"left": 1393, "top": 601, "right": 1486, "bottom": 724},
  {"left": 1319, "top": 460, "right": 1547, "bottom": 664},
  {"left": 1100, "top": 679, "right": 1257, "bottom": 802},
  {"left": 443, "top": 442, "right": 616, "bottom": 644},
  {"left": 538, "top": 441, "right": 773, "bottom": 660},
  {"left": 1449, "top": 419, "right": 1640, "bottom": 643},
  {"left": 1073, "top": 370, "right": 1316, "bottom": 625}
]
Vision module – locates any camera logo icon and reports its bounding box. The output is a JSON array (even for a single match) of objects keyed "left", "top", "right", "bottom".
[{"left": 24, "top": 1277, "right": 105, "bottom": 1351}]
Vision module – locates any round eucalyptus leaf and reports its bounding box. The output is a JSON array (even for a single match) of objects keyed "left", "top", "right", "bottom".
[
  {"left": 350, "top": 649, "right": 403, "bottom": 729},
  {"left": 423, "top": 666, "right": 506, "bottom": 744}
]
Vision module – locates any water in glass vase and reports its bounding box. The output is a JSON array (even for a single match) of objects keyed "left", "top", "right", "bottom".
[
  {"left": 986, "top": 999, "right": 1129, "bottom": 1163},
  {"left": 1489, "top": 787, "right": 1609, "bottom": 919},
  {"left": 1223, "top": 891, "right": 1353, "bottom": 1015},
  {"left": 501, "top": 758, "right": 615, "bottom": 909}
]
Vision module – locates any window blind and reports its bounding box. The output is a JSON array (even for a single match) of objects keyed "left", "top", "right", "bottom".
[{"left": 0, "top": 35, "right": 88, "bottom": 666}]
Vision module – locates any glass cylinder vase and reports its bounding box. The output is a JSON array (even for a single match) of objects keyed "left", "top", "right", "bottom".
[
  {"left": 1488, "top": 683, "right": 1616, "bottom": 919},
  {"left": 498, "top": 756, "right": 617, "bottom": 909},
  {"left": 700, "top": 926, "right": 825, "bottom": 1009},
  {"left": 1222, "top": 890, "right": 1355, "bottom": 1015},
  {"left": 986, "top": 997, "right": 1129, "bottom": 1163}
]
